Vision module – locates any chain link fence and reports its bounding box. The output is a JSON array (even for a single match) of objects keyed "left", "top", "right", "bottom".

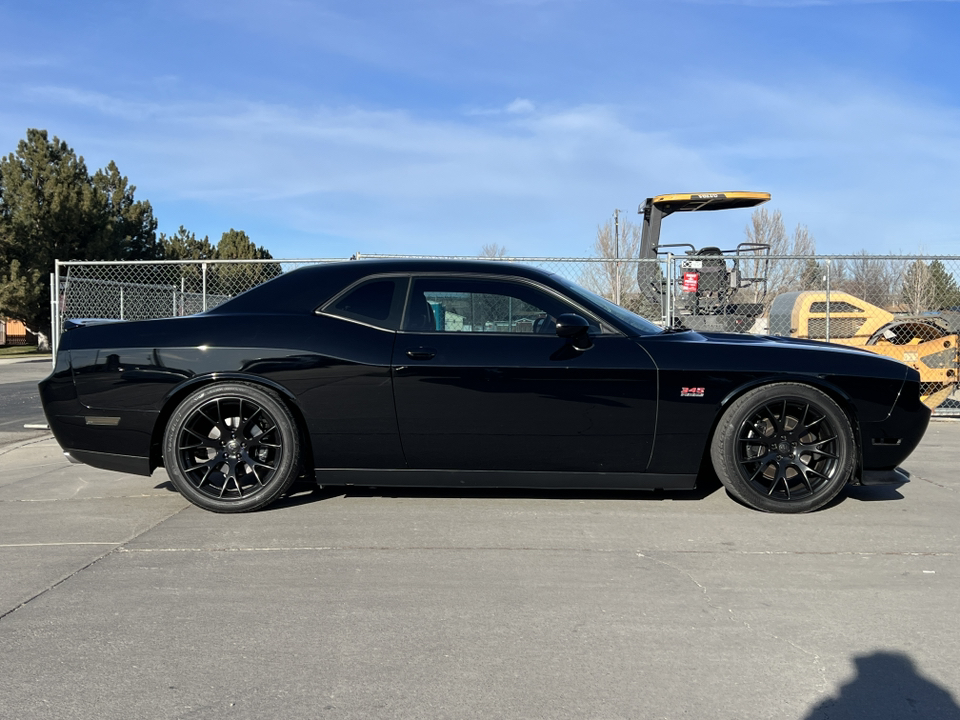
[{"left": 54, "top": 253, "right": 960, "bottom": 415}]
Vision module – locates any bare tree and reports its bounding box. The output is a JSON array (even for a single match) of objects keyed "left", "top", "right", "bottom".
[
  {"left": 838, "top": 251, "right": 897, "bottom": 308},
  {"left": 899, "top": 259, "right": 935, "bottom": 314},
  {"left": 738, "top": 208, "right": 817, "bottom": 305},
  {"left": 479, "top": 242, "right": 508, "bottom": 258},
  {"left": 580, "top": 217, "right": 647, "bottom": 311}
]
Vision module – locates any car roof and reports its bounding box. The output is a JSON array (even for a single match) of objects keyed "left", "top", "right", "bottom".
[{"left": 207, "top": 258, "right": 558, "bottom": 315}]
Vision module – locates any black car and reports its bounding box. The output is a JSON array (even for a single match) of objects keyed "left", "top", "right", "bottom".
[{"left": 40, "top": 259, "right": 930, "bottom": 514}]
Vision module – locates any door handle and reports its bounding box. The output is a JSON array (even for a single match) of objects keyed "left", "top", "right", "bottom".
[{"left": 406, "top": 347, "right": 437, "bottom": 360}]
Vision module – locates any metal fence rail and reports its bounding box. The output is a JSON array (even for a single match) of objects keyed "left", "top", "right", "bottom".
[{"left": 53, "top": 253, "right": 960, "bottom": 415}]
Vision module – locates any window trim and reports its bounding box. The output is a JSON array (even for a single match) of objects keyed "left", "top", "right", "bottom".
[
  {"left": 398, "top": 272, "right": 619, "bottom": 336},
  {"left": 316, "top": 274, "right": 410, "bottom": 331}
]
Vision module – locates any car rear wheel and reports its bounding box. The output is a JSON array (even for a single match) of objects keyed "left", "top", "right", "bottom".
[
  {"left": 162, "top": 383, "right": 301, "bottom": 513},
  {"left": 711, "top": 383, "right": 855, "bottom": 513}
]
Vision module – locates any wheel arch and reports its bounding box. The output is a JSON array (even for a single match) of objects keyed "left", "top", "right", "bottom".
[
  {"left": 705, "top": 375, "right": 864, "bottom": 478},
  {"left": 149, "top": 373, "right": 314, "bottom": 474}
]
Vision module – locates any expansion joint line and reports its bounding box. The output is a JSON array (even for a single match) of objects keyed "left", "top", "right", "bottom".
[{"left": 0, "top": 504, "right": 190, "bottom": 622}]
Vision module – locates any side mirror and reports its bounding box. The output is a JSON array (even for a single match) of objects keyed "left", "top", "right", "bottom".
[{"left": 555, "top": 313, "right": 593, "bottom": 350}]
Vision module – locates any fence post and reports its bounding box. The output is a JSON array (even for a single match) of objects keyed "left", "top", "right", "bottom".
[
  {"left": 50, "top": 268, "right": 58, "bottom": 365},
  {"left": 665, "top": 253, "right": 674, "bottom": 328},
  {"left": 202, "top": 262, "right": 208, "bottom": 312},
  {"left": 825, "top": 258, "right": 831, "bottom": 343}
]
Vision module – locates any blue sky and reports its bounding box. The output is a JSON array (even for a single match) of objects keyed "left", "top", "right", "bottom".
[{"left": 1, "top": 0, "right": 959, "bottom": 259}]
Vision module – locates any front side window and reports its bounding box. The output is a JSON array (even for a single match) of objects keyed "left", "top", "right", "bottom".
[{"left": 403, "top": 276, "right": 601, "bottom": 334}]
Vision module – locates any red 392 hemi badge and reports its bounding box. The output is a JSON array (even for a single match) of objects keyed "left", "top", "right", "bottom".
[{"left": 681, "top": 387, "right": 705, "bottom": 398}]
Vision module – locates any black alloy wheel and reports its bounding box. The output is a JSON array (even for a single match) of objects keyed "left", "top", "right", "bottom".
[
  {"left": 711, "top": 383, "right": 855, "bottom": 513},
  {"left": 162, "top": 383, "right": 301, "bottom": 513}
]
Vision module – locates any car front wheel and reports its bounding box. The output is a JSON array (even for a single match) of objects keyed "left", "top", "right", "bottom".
[
  {"left": 162, "top": 382, "right": 301, "bottom": 513},
  {"left": 711, "top": 383, "right": 855, "bottom": 513}
]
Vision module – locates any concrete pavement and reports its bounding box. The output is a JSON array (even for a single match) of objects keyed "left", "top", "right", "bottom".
[{"left": 2, "top": 417, "right": 960, "bottom": 719}]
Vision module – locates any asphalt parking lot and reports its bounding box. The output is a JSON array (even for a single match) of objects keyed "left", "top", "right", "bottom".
[{"left": 2, "top": 357, "right": 960, "bottom": 719}]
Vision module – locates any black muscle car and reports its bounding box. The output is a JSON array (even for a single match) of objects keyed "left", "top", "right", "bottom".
[{"left": 40, "top": 259, "right": 930, "bottom": 513}]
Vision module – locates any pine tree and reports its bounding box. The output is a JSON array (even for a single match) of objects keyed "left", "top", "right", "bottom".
[
  {"left": 0, "top": 129, "right": 159, "bottom": 347},
  {"left": 211, "top": 229, "right": 281, "bottom": 296},
  {"left": 927, "top": 259, "right": 960, "bottom": 310}
]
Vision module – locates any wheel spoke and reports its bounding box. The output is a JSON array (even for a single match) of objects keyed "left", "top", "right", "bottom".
[
  {"left": 249, "top": 465, "right": 265, "bottom": 486},
  {"left": 184, "top": 426, "right": 213, "bottom": 442},
  {"left": 768, "top": 462, "right": 791, "bottom": 499},
  {"left": 796, "top": 466, "right": 815, "bottom": 494},
  {"left": 760, "top": 405, "right": 782, "bottom": 434},
  {"left": 740, "top": 449, "right": 777, "bottom": 468},
  {"left": 237, "top": 406, "right": 263, "bottom": 438},
  {"left": 198, "top": 465, "right": 214, "bottom": 487},
  {"left": 185, "top": 457, "right": 220, "bottom": 473}
]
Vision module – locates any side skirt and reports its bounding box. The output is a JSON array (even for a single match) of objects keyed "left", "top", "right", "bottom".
[
  {"left": 66, "top": 448, "right": 152, "bottom": 476},
  {"left": 314, "top": 468, "right": 697, "bottom": 491}
]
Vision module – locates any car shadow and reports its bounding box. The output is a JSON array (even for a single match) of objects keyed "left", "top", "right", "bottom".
[
  {"left": 270, "top": 472, "right": 725, "bottom": 511},
  {"left": 718, "top": 472, "right": 908, "bottom": 513}
]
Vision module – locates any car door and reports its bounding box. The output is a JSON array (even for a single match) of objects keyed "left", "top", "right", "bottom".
[
  {"left": 304, "top": 275, "right": 408, "bottom": 469},
  {"left": 391, "top": 274, "right": 658, "bottom": 478}
]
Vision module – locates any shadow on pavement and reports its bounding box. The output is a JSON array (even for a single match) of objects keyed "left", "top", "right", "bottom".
[
  {"left": 804, "top": 650, "right": 960, "bottom": 720},
  {"left": 267, "top": 473, "right": 725, "bottom": 511}
]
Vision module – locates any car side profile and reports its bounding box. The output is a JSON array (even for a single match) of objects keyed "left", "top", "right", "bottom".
[{"left": 40, "top": 259, "right": 931, "bottom": 514}]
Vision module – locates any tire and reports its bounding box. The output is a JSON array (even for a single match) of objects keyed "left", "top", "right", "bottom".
[
  {"left": 162, "top": 382, "right": 301, "bottom": 513},
  {"left": 710, "top": 383, "right": 855, "bottom": 513}
]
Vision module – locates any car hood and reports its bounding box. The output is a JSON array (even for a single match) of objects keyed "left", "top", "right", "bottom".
[{"left": 695, "top": 331, "right": 879, "bottom": 356}]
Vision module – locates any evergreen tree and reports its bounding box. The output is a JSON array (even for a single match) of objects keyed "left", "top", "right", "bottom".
[
  {"left": 928, "top": 259, "right": 960, "bottom": 309},
  {"left": 0, "top": 129, "right": 159, "bottom": 347},
  {"left": 216, "top": 228, "right": 272, "bottom": 260},
  {"left": 211, "top": 229, "right": 281, "bottom": 296},
  {"left": 158, "top": 226, "right": 217, "bottom": 294},
  {"left": 799, "top": 258, "right": 826, "bottom": 292}
]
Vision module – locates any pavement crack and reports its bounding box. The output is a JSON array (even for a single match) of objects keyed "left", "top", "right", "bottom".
[
  {"left": 0, "top": 434, "right": 55, "bottom": 456},
  {"left": 637, "top": 551, "right": 711, "bottom": 601},
  {"left": 916, "top": 475, "right": 955, "bottom": 491},
  {"left": 0, "top": 503, "right": 190, "bottom": 622},
  {"left": 636, "top": 550, "right": 829, "bottom": 694}
]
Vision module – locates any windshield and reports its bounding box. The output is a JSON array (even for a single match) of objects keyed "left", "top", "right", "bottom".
[{"left": 552, "top": 275, "right": 664, "bottom": 336}]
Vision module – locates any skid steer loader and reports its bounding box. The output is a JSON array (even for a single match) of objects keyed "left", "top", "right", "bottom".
[
  {"left": 770, "top": 291, "right": 959, "bottom": 409},
  {"left": 636, "top": 191, "right": 772, "bottom": 332}
]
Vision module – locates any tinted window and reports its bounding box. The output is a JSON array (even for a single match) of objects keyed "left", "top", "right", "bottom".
[
  {"left": 325, "top": 278, "right": 406, "bottom": 329},
  {"left": 404, "top": 277, "right": 599, "bottom": 334}
]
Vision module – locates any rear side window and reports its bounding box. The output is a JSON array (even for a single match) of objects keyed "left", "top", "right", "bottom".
[{"left": 323, "top": 277, "right": 407, "bottom": 330}]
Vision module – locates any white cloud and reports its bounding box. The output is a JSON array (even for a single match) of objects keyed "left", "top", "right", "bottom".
[
  {"left": 5, "top": 72, "right": 960, "bottom": 257},
  {"left": 506, "top": 98, "right": 536, "bottom": 114}
]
